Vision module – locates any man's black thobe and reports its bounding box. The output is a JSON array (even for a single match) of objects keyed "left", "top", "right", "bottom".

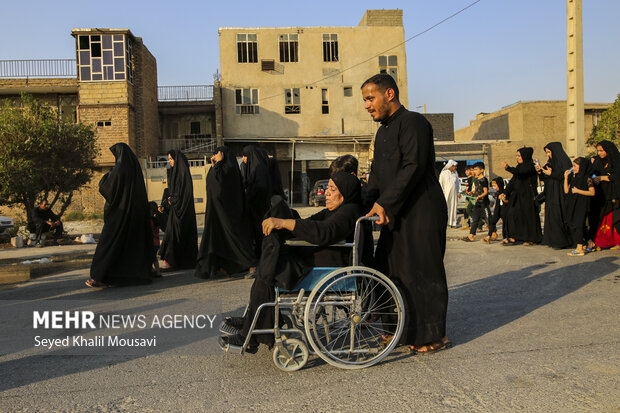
[{"left": 365, "top": 106, "right": 448, "bottom": 347}]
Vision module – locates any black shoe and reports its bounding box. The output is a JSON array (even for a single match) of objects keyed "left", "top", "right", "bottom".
[
  {"left": 219, "top": 334, "right": 258, "bottom": 354},
  {"left": 219, "top": 316, "right": 243, "bottom": 335}
]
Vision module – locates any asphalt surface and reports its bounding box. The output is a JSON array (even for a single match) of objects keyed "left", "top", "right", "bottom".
[{"left": 0, "top": 226, "right": 618, "bottom": 412}]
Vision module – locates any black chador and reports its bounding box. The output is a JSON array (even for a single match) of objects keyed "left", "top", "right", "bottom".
[
  {"left": 89, "top": 143, "right": 152, "bottom": 285},
  {"left": 366, "top": 107, "right": 449, "bottom": 347},
  {"left": 540, "top": 142, "right": 572, "bottom": 248},
  {"left": 241, "top": 172, "right": 363, "bottom": 346},
  {"left": 159, "top": 149, "right": 198, "bottom": 269},
  {"left": 503, "top": 147, "right": 543, "bottom": 243},
  {"left": 241, "top": 146, "right": 273, "bottom": 255},
  {"left": 195, "top": 147, "right": 256, "bottom": 279},
  {"left": 566, "top": 158, "right": 593, "bottom": 247}
]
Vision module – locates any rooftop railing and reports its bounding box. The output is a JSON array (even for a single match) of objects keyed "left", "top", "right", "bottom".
[
  {"left": 158, "top": 85, "right": 214, "bottom": 102},
  {"left": 0, "top": 59, "right": 76, "bottom": 78}
]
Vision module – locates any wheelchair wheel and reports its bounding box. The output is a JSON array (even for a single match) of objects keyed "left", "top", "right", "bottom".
[
  {"left": 304, "top": 266, "right": 404, "bottom": 369},
  {"left": 272, "top": 338, "right": 309, "bottom": 372}
]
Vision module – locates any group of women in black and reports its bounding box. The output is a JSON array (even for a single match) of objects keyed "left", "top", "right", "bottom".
[
  {"left": 86, "top": 144, "right": 287, "bottom": 287},
  {"left": 494, "top": 140, "right": 620, "bottom": 256}
]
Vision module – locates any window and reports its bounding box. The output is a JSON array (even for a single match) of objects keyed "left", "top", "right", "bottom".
[
  {"left": 237, "top": 33, "right": 258, "bottom": 63},
  {"left": 322, "top": 33, "right": 338, "bottom": 62},
  {"left": 77, "top": 34, "right": 132, "bottom": 82},
  {"left": 284, "top": 88, "right": 300, "bottom": 114},
  {"left": 235, "top": 88, "right": 259, "bottom": 114},
  {"left": 379, "top": 55, "right": 398, "bottom": 81},
  {"left": 190, "top": 122, "right": 201, "bottom": 135},
  {"left": 279, "top": 34, "right": 298, "bottom": 62},
  {"left": 343, "top": 87, "right": 352, "bottom": 97},
  {"left": 96, "top": 121, "right": 112, "bottom": 127},
  {"left": 321, "top": 89, "right": 329, "bottom": 114}
]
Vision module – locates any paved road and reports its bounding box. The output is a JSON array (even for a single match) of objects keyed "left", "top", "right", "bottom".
[{"left": 0, "top": 240, "right": 618, "bottom": 412}]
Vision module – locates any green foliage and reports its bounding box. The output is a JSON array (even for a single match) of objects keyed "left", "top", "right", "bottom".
[
  {"left": 0, "top": 94, "right": 98, "bottom": 224},
  {"left": 587, "top": 94, "right": 620, "bottom": 149},
  {"left": 63, "top": 212, "right": 104, "bottom": 221}
]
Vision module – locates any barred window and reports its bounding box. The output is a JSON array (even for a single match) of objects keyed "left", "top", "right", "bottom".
[
  {"left": 235, "top": 88, "right": 259, "bottom": 114},
  {"left": 322, "top": 33, "right": 338, "bottom": 62},
  {"left": 237, "top": 33, "right": 258, "bottom": 63},
  {"left": 279, "top": 34, "right": 299, "bottom": 63}
]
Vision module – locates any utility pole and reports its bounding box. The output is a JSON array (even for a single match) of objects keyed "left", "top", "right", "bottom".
[{"left": 566, "top": 0, "right": 584, "bottom": 158}]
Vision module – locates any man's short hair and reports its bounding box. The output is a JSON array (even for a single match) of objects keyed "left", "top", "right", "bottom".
[
  {"left": 361, "top": 73, "right": 399, "bottom": 100},
  {"left": 473, "top": 161, "right": 485, "bottom": 170},
  {"left": 329, "top": 154, "right": 359, "bottom": 176}
]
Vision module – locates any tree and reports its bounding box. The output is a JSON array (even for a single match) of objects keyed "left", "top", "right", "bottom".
[
  {"left": 587, "top": 94, "right": 620, "bottom": 149},
  {"left": 0, "top": 93, "right": 98, "bottom": 226}
]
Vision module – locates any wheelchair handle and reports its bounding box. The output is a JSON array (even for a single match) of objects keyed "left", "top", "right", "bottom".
[{"left": 352, "top": 216, "right": 378, "bottom": 266}]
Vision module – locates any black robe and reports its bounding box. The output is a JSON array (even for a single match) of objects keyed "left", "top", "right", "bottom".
[
  {"left": 503, "top": 148, "right": 543, "bottom": 243},
  {"left": 159, "top": 149, "right": 198, "bottom": 269},
  {"left": 365, "top": 106, "right": 448, "bottom": 347},
  {"left": 566, "top": 161, "right": 593, "bottom": 246},
  {"left": 90, "top": 143, "right": 152, "bottom": 285},
  {"left": 195, "top": 146, "right": 256, "bottom": 279},
  {"left": 540, "top": 142, "right": 572, "bottom": 248},
  {"left": 593, "top": 140, "right": 620, "bottom": 235},
  {"left": 242, "top": 173, "right": 363, "bottom": 346},
  {"left": 242, "top": 146, "right": 273, "bottom": 255}
]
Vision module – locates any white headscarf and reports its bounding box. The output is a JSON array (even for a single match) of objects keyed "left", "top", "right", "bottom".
[{"left": 441, "top": 160, "right": 458, "bottom": 172}]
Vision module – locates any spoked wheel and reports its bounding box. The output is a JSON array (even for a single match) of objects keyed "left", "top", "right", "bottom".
[
  {"left": 303, "top": 267, "right": 404, "bottom": 369},
  {"left": 272, "top": 338, "right": 309, "bottom": 372}
]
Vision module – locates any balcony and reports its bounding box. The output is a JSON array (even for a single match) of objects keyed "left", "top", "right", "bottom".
[
  {"left": 0, "top": 59, "right": 76, "bottom": 78},
  {"left": 158, "top": 85, "right": 213, "bottom": 102},
  {"left": 160, "top": 135, "right": 216, "bottom": 155}
]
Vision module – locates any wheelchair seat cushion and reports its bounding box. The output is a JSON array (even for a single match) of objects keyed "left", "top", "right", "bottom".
[{"left": 276, "top": 267, "right": 356, "bottom": 293}]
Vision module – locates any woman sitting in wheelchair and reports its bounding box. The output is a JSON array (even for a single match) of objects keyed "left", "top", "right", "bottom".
[{"left": 219, "top": 171, "right": 362, "bottom": 353}]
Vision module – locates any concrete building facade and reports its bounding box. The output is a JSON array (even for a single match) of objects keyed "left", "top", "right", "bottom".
[{"left": 218, "top": 9, "right": 408, "bottom": 203}]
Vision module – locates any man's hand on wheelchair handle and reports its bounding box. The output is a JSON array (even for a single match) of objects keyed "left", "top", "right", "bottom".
[{"left": 366, "top": 202, "right": 389, "bottom": 225}]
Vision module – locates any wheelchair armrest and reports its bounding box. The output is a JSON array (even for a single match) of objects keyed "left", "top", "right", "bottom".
[{"left": 284, "top": 239, "right": 353, "bottom": 248}]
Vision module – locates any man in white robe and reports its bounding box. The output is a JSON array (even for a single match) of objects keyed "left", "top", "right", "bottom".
[{"left": 439, "top": 160, "right": 460, "bottom": 227}]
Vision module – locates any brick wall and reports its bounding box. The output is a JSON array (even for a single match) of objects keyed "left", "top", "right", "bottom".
[
  {"left": 133, "top": 37, "right": 160, "bottom": 159},
  {"left": 424, "top": 113, "right": 455, "bottom": 141},
  {"left": 78, "top": 105, "right": 130, "bottom": 164},
  {"left": 359, "top": 9, "right": 403, "bottom": 26}
]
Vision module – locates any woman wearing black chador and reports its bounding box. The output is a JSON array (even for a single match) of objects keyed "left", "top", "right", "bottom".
[{"left": 159, "top": 149, "right": 198, "bottom": 269}]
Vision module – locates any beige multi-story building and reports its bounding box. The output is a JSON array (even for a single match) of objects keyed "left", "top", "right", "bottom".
[{"left": 219, "top": 9, "right": 408, "bottom": 202}]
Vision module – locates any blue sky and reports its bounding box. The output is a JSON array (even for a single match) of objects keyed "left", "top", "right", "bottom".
[{"left": 1, "top": 0, "right": 618, "bottom": 129}]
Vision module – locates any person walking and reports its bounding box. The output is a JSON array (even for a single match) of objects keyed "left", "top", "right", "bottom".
[
  {"left": 362, "top": 74, "right": 450, "bottom": 353},
  {"left": 439, "top": 160, "right": 460, "bottom": 228}
]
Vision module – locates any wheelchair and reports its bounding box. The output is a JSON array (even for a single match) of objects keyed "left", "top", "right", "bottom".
[{"left": 221, "top": 216, "right": 405, "bottom": 371}]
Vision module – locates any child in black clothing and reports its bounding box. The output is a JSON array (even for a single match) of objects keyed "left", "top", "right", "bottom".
[
  {"left": 149, "top": 202, "right": 162, "bottom": 277},
  {"left": 484, "top": 177, "right": 508, "bottom": 243},
  {"left": 564, "top": 157, "right": 595, "bottom": 256},
  {"left": 463, "top": 162, "right": 490, "bottom": 242}
]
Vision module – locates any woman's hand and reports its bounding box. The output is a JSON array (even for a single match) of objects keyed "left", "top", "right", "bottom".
[
  {"left": 542, "top": 166, "right": 552, "bottom": 176},
  {"left": 572, "top": 187, "right": 578, "bottom": 194},
  {"left": 262, "top": 218, "right": 283, "bottom": 235},
  {"left": 501, "top": 161, "right": 508, "bottom": 170}
]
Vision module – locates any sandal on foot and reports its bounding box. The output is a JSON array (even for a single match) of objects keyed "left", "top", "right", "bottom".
[
  {"left": 482, "top": 236, "right": 491, "bottom": 244},
  {"left": 567, "top": 250, "right": 585, "bottom": 256},
  {"left": 461, "top": 236, "right": 476, "bottom": 242},
  {"left": 85, "top": 279, "right": 107, "bottom": 288},
  {"left": 412, "top": 341, "right": 450, "bottom": 354}
]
